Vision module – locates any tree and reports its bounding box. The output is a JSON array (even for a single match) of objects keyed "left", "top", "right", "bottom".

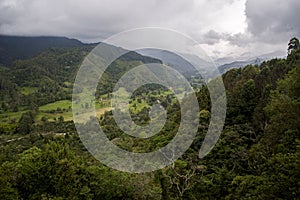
[
  {"left": 237, "top": 79, "right": 257, "bottom": 123},
  {"left": 288, "top": 37, "right": 300, "bottom": 55},
  {"left": 58, "top": 116, "right": 64, "bottom": 124},
  {"left": 18, "top": 111, "right": 35, "bottom": 134}
]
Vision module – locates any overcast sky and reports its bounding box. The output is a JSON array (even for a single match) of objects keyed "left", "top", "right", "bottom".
[{"left": 0, "top": 0, "right": 299, "bottom": 59}]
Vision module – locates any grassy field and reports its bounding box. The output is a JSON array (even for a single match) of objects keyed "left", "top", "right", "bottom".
[
  {"left": 0, "top": 110, "right": 27, "bottom": 124},
  {"left": 20, "top": 87, "right": 38, "bottom": 95},
  {"left": 1, "top": 88, "right": 172, "bottom": 125},
  {"left": 35, "top": 111, "right": 73, "bottom": 123},
  {"left": 73, "top": 107, "right": 112, "bottom": 123},
  {"left": 129, "top": 99, "right": 150, "bottom": 114},
  {"left": 37, "top": 99, "right": 111, "bottom": 123},
  {"left": 0, "top": 99, "right": 111, "bottom": 124},
  {"left": 39, "top": 100, "right": 72, "bottom": 111},
  {"left": 63, "top": 81, "right": 73, "bottom": 87},
  {"left": 35, "top": 100, "right": 73, "bottom": 123},
  {"left": 95, "top": 100, "right": 111, "bottom": 109},
  {"left": 128, "top": 90, "right": 175, "bottom": 114}
]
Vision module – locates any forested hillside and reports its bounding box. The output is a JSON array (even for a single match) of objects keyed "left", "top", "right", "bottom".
[
  {"left": 0, "top": 38, "right": 299, "bottom": 199},
  {"left": 0, "top": 35, "right": 89, "bottom": 67}
]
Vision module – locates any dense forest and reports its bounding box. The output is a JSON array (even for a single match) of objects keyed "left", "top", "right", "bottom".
[{"left": 0, "top": 37, "right": 299, "bottom": 199}]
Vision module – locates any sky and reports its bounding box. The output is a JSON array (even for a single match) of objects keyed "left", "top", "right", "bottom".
[{"left": 0, "top": 0, "right": 299, "bottom": 59}]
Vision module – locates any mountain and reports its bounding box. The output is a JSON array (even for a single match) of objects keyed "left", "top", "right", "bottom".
[
  {"left": 217, "top": 51, "right": 286, "bottom": 74},
  {"left": 214, "top": 56, "right": 235, "bottom": 67},
  {"left": 0, "top": 37, "right": 164, "bottom": 107},
  {"left": 0, "top": 35, "right": 91, "bottom": 66},
  {"left": 138, "top": 48, "right": 287, "bottom": 78},
  {"left": 218, "top": 58, "right": 262, "bottom": 74},
  {"left": 118, "top": 50, "right": 162, "bottom": 64},
  {"left": 251, "top": 50, "right": 286, "bottom": 61},
  {"left": 214, "top": 50, "right": 286, "bottom": 66},
  {"left": 137, "top": 49, "right": 210, "bottom": 77}
]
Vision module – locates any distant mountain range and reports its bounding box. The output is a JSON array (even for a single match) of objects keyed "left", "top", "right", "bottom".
[
  {"left": 0, "top": 35, "right": 287, "bottom": 76},
  {"left": 137, "top": 49, "right": 198, "bottom": 75},
  {"left": 216, "top": 51, "right": 286, "bottom": 74},
  {"left": 137, "top": 48, "right": 217, "bottom": 79},
  {"left": 138, "top": 48, "right": 287, "bottom": 77},
  {"left": 217, "top": 58, "right": 263, "bottom": 74}
]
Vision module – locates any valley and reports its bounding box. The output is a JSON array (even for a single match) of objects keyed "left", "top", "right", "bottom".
[{"left": 0, "top": 36, "right": 299, "bottom": 199}]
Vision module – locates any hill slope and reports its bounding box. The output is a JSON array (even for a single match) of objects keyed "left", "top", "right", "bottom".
[{"left": 0, "top": 35, "right": 89, "bottom": 66}]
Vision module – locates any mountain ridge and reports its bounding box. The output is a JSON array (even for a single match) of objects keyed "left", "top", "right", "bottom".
[
  {"left": 0, "top": 35, "right": 93, "bottom": 66},
  {"left": 217, "top": 51, "right": 286, "bottom": 74}
]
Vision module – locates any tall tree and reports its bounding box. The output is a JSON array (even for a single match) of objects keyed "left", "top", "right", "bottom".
[{"left": 288, "top": 37, "right": 300, "bottom": 55}]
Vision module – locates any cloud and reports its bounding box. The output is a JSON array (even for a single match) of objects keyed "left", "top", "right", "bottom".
[
  {"left": 201, "top": 0, "right": 300, "bottom": 58},
  {"left": 0, "top": 0, "right": 193, "bottom": 38},
  {"left": 0, "top": 0, "right": 298, "bottom": 58},
  {"left": 0, "top": 0, "right": 245, "bottom": 39},
  {"left": 245, "top": 0, "right": 300, "bottom": 43}
]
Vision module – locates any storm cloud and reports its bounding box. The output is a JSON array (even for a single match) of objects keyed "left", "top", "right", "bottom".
[
  {"left": 246, "top": 0, "right": 300, "bottom": 43},
  {"left": 0, "top": 0, "right": 299, "bottom": 58},
  {"left": 203, "top": 0, "right": 300, "bottom": 57}
]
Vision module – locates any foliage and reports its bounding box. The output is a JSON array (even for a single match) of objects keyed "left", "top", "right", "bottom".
[{"left": 0, "top": 37, "right": 299, "bottom": 199}]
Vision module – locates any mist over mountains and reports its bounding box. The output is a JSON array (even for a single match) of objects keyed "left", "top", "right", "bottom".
[{"left": 0, "top": 35, "right": 286, "bottom": 75}]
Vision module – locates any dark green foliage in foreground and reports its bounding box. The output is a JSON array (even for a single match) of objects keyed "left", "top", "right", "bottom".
[
  {"left": 0, "top": 140, "right": 160, "bottom": 200},
  {"left": 0, "top": 38, "right": 299, "bottom": 199}
]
